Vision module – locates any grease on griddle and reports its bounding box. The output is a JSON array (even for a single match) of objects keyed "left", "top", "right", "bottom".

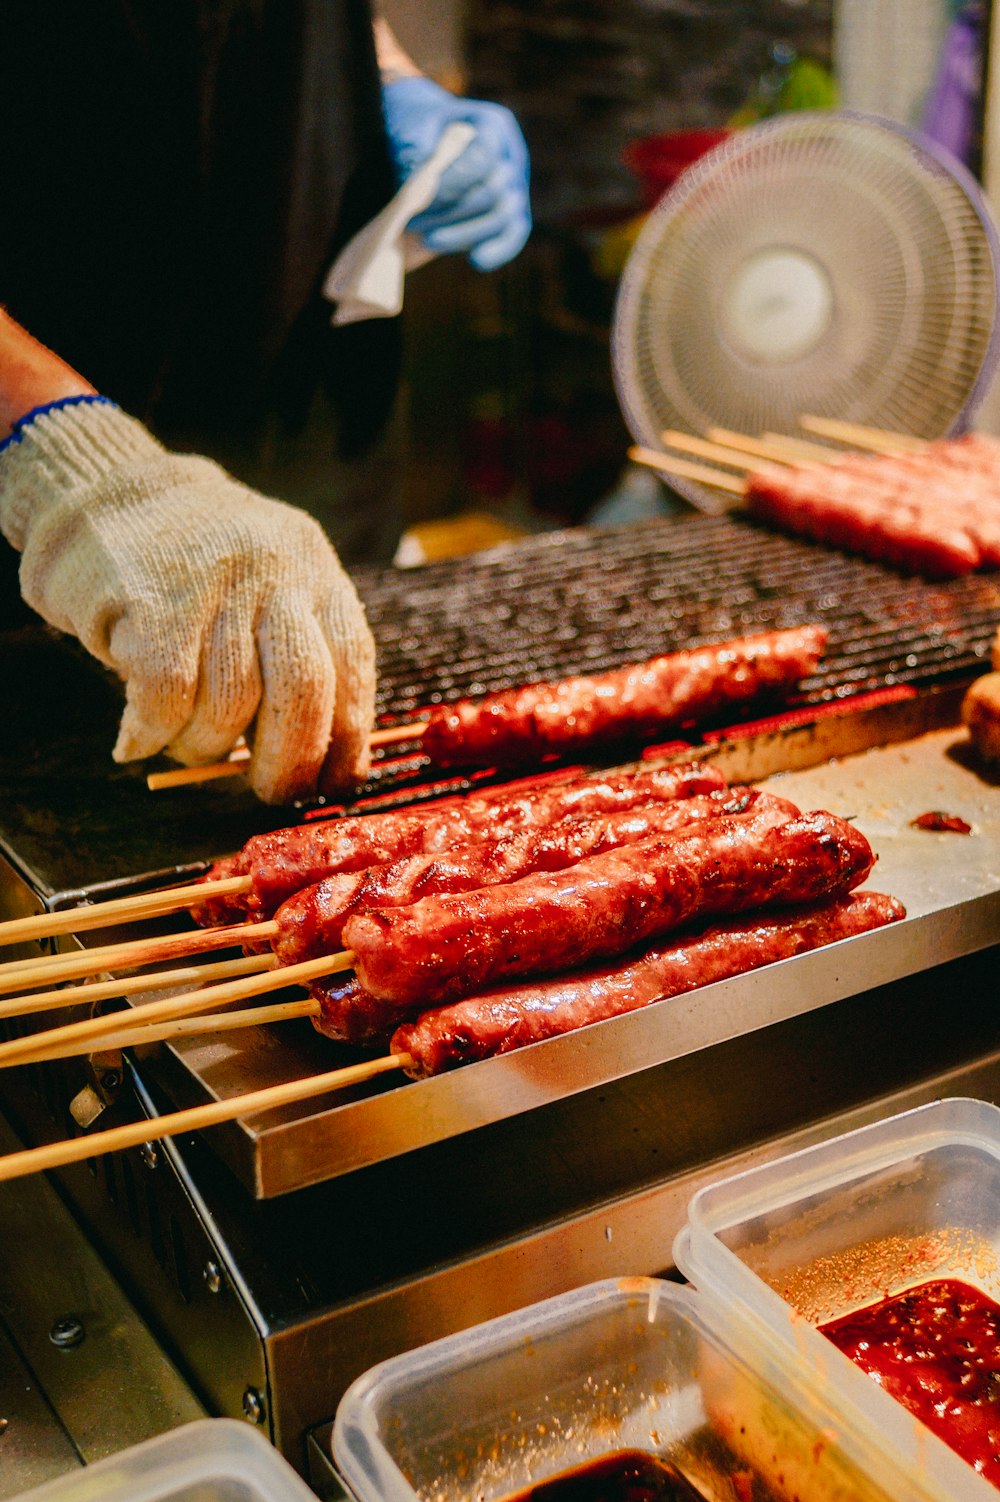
[{"left": 910, "top": 810, "right": 972, "bottom": 833}]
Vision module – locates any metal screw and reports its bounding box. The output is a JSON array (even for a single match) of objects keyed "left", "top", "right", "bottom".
[
  {"left": 49, "top": 1316, "right": 85, "bottom": 1350},
  {"left": 99, "top": 1070, "right": 121, "bottom": 1092},
  {"left": 139, "top": 1142, "right": 158, "bottom": 1170},
  {"left": 203, "top": 1261, "right": 223, "bottom": 1295},
  {"left": 242, "top": 1387, "right": 265, "bottom": 1425}
]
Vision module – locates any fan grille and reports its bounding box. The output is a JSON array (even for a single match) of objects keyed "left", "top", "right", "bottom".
[{"left": 612, "top": 113, "right": 1000, "bottom": 506}]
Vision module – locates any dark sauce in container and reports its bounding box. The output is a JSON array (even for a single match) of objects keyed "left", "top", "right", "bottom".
[
  {"left": 820, "top": 1278, "right": 1000, "bottom": 1488},
  {"left": 503, "top": 1449, "right": 709, "bottom": 1501}
]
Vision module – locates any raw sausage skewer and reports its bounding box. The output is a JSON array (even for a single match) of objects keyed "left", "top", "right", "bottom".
[{"left": 798, "top": 416, "right": 926, "bottom": 452}]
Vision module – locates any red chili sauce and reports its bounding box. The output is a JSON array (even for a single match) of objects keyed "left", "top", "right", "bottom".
[
  {"left": 503, "top": 1450, "right": 710, "bottom": 1501},
  {"left": 820, "top": 1278, "right": 1000, "bottom": 1487}
]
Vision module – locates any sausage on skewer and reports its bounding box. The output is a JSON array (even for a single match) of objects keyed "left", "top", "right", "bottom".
[
  {"left": 194, "top": 762, "right": 728, "bottom": 923},
  {"left": 385, "top": 891, "right": 905, "bottom": 1074},
  {"left": 421, "top": 625, "right": 827, "bottom": 769},
  {"left": 273, "top": 786, "right": 800, "bottom": 964},
  {"left": 746, "top": 470, "right": 983, "bottom": 578},
  {"left": 343, "top": 806, "right": 875, "bottom": 1009}
]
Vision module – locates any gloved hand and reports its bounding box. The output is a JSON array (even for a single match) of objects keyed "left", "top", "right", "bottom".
[
  {"left": 382, "top": 76, "right": 531, "bottom": 271},
  {"left": 0, "top": 399, "right": 376, "bottom": 804}
]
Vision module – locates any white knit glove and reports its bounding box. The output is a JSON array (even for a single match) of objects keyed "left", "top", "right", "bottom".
[{"left": 0, "top": 399, "right": 376, "bottom": 803}]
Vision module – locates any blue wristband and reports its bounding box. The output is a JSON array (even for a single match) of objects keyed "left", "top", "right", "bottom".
[{"left": 0, "top": 394, "right": 117, "bottom": 457}]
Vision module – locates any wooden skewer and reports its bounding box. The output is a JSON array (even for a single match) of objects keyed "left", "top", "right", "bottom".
[
  {"left": 147, "top": 757, "right": 249, "bottom": 790},
  {"left": 12, "top": 995, "right": 321, "bottom": 1068},
  {"left": 0, "top": 1051, "right": 411, "bottom": 1184},
  {"left": 627, "top": 446, "right": 746, "bottom": 495},
  {"left": 0, "top": 951, "right": 355, "bottom": 1069},
  {"left": 0, "top": 953, "right": 276, "bottom": 1022},
  {"left": 0, "top": 920, "right": 275, "bottom": 998},
  {"left": 704, "top": 427, "right": 810, "bottom": 467},
  {"left": 370, "top": 721, "right": 429, "bottom": 748},
  {"left": 798, "top": 415, "right": 928, "bottom": 453},
  {"left": 0, "top": 874, "right": 251, "bottom": 949},
  {"left": 761, "top": 431, "right": 840, "bottom": 463},
  {"left": 147, "top": 720, "right": 430, "bottom": 793},
  {"left": 659, "top": 430, "right": 772, "bottom": 471}
]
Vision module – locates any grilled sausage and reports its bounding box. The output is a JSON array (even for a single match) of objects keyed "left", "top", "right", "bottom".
[
  {"left": 387, "top": 891, "right": 905, "bottom": 1074},
  {"left": 343, "top": 806, "right": 875, "bottom": 1009},
  {"left": 421, "top": 625, "right": 827, "bottom": 768},
  {"left": 273, "top": 786, "right": 799, "bottom": 964},
  {"left": 225, "top": 762, "right": 727, "bottom": 917}
]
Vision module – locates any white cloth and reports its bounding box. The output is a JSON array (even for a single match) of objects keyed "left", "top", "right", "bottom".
[
  {"left": 322, "top": 122, "right": 476, "bottom": 325},
  {"left": 0, "top": 401, "right": 376, "bottom": 804}
]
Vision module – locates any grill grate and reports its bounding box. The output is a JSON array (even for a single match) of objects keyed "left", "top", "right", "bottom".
[{"left": 349, "top": 513, "right": 1000, "bottom": 799}]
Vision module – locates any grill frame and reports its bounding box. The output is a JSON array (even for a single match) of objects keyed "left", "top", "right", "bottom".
[{"left": 353, "top": 513, "right": 1000, "bottom": 801}]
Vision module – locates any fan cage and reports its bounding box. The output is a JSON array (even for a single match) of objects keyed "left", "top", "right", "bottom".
[{"left": 611, "top": 111, "right": 1000, "bottom": 512}]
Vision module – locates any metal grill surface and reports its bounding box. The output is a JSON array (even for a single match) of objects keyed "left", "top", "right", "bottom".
[{"left": 351, "top": 513, "right": 1000, "bottom": 799}]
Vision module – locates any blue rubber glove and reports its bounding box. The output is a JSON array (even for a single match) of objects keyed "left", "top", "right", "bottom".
[{"left": 382, "top": 76, "right": 531, "bottom": 271}]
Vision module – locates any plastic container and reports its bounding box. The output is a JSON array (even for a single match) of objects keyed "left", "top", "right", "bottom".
[
  {"left": 676, "top": 1097, "right": 1000, "bottom": 1501},
  {"left": 10, "top": 1419, "right": 317, "bottom": 1502},
  {"left": 333, "top": 1276, "right": 949, "bottom": 1502}
]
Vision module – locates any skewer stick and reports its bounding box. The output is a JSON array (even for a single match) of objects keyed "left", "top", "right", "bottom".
[
  {"left": 12, "top": 995, "right": 321, "bottom": 1067},
  {"left": 659, "top": 430, "right": 771, "bottom": 470},
  {"left": 761, "top": 431, "right": 840, "bottom": 463},
  {"left": 147, "top": 756, "right": 250, "bottom": 790},
  {"left": 704, "top": 428, "right": 811, "bottom": 467},
  {"left": 0, "top": 874, "right": 251, "bottom": 948},
  {"left": 0, "top": 951, "right": 355, "bottom": 1069},
  {"left": 369, "top": 721, "right": 429, "bottom": 747},
  {"left": 0, "top": 953, "right": 276, "bottom": 1022},
  {"left": 0, "top": 1051, "right": 410, "bottom": 1185},
  {"left": 0, "top": 921, "right": 276, "bottom": 998},
  {"left": 147, "top": 720, "right": 431, "bottom": 792},
  {"left": 798, "top": 415, "right": 927, "bottom": 453},
  {"left": 627, "top": 446, "right": 746, "bottom": 494}
]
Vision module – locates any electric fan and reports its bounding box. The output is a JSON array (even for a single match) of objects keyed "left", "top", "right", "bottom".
[{"left": 612, "top": 112, "right": 1000, "bottom": 511}]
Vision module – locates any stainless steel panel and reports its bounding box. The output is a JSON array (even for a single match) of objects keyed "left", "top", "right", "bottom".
[{"left": 0, "top": 1113, "right": 203, "bottom": 1486}]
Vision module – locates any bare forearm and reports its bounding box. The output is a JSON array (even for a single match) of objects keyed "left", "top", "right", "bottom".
[{"left": 0, "top": 310, "right": 95, "bottom": 440}]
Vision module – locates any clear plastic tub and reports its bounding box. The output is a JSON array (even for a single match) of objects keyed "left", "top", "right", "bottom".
[
  {"left": 333, "top": 1275, "right": 950, "bottom": 1502},
  {"left": 9, "top": 1419, "right": 317, "bottom": 1502},
  {"left": 676, "top": 1096, "right": 1000, "bottom": 1501}
]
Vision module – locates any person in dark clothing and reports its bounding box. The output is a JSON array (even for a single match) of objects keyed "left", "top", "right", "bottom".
[
  {"left": 0, "top": 2, "right": 530, "bottom": 562},
  {"left": 0, "top": 3, "right": 530, "bottom": 799}
]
